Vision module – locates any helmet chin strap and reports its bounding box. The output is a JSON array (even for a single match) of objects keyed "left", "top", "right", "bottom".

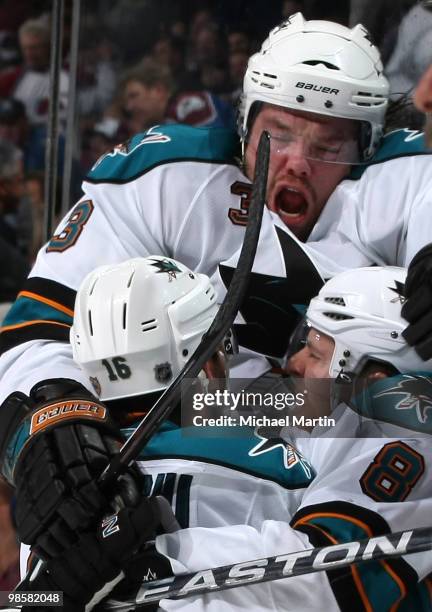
[{"left": 332, "top": 368, "right": 356, "bottom": 411}]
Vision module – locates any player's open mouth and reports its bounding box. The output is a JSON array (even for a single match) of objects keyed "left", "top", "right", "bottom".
[{"left": 275, "top": 187, "right": 308, "bottom": 225}]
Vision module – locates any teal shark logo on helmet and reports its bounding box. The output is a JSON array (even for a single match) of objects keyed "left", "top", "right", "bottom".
[{"left": 149, "top": 258, "right": 183, "bottom": 281}]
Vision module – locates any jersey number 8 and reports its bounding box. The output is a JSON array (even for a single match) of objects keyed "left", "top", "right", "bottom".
[{"left": 360, "top": 441, "right": 424, "bottom": 502}]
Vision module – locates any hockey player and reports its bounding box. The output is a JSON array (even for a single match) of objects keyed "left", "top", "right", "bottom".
[
  {"left": 1, "top": 12, "right": 432, "bottom": 573},
  {"left": 68, "top": 255, "right": 314, "bottom": 528},
  {"left": 22, "top": 265, "right": 432, "bottom": 611},
  {"left": 19, "top": 256, "right": 314, "bottom": 610},
  {"left": 148, "top": 267, "right": 432, "bottom": 611}
]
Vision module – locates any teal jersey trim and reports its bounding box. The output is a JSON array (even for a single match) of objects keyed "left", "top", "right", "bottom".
[
  {"left": 350, "top": 129, "right": 429, "bottom": 180},
  {"left": 86, "top": 124, "right": 240, "bottom": 184},
  {"left": 2, "top": 296, "right": 73, "bottom": 328},
  {"left": 122, "top": 420, "right": 315, "bottom": 489},
  {"left": 2, "top": 418, "right": 31, "bottom": 483},
  {"left": 304, "top": 516, "right": 417, "bottom": 610}
]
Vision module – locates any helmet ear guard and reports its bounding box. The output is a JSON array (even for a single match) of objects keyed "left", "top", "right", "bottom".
[{"left": 239, "top": 12, "right": 389, "bottom": 161}]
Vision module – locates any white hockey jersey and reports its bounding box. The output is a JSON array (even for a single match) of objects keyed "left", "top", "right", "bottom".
[
  {"left": 130, "top": 420, "right": 314, "bottom": 530},
  {"left": 151, "top": 407, "right": 432, "bottom": 611},
  {"left": 0, "top": 125, "right": 431, "bottom": 403}
]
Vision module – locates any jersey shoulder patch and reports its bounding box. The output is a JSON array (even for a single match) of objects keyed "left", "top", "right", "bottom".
[
  {"left": 350, "top": 129, "right": 430, "bottom": 180},
  {"left": 86, "top": 124, "right": 240, "bottom": 184}
]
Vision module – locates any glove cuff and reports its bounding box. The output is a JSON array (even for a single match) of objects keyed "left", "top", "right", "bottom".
[{"left": 0, "top": 379, "right": 117, "bottom": 484}]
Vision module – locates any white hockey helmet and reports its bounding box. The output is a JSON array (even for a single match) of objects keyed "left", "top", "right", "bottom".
[
  {"left": 71, "top": 256, "right": 219, "bottom": 401},
  {"left": 239, "top": 12, "right": 389, "bottom": 160},
  {"left": 306, "top": 266, "right": 432, "bottom": 377}
]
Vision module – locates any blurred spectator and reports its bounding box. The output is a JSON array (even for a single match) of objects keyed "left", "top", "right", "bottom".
[
  {"left": 228, "top": 50, "right": 249, "bottom": 103},
  {"left": 187, "top": 23, "right": 227, "bottom": 83},
  {"left": 0, "top": 479, "right": 19, "bottom": 591},
  {"left": 0, "top": 96, "right": 61, "bottom": 172},
  {"left": 0, "top": 17, "right": 69, "bottom": 127},
  {"left": 76, "top": 34, "right": 118, "bottom": 118},
  {"left": 121, "top": 58, "right": 175, "bottom": 134},
  {"left": 0, "top": 96, "right": 83, "bottom": 200},
  {"left": 385, "top": 3, "right": 432, "bottom": 97},
  {"left": 151, "top": 36, "right": 185, "bottom": 74},
  {"left": 80, "top": 122, "right": 116, "bottom": 175},
  {"left": 227, "top": 29, "right": 251, "bottom": 54},
  {"left": 166, "top": 90, "right": 235, "bottom": 129},
  {"left": 0, "top": 139, "right": 29, "bottom": 301},
  {"left": 150, "top": 35, "right": 196, "bottom": 90},
  {"left": 189, "top": 8, "right": 216, "bottom": 42}
]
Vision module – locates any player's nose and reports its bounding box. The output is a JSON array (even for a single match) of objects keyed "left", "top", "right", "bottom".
[
  {"left": 280, "top": 141, "right": 312, "bottom": 178},
  {"left": 285, "top": 347, "right": 307, "bottom": 377}
]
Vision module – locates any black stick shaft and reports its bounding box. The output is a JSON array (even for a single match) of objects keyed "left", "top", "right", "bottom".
[
  {"left": 98, "top": 131, "right": 270, "bottom": 488},
  {"left": 101, "top": 526, "right": 432, "bottom": 609},
  {"left": 15, "top": 132, "right": 269, "bottom": 597}
]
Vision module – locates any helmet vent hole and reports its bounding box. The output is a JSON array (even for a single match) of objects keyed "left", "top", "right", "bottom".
[
  {"left": 324, "top": 296, "right": 346, "bottom": 306},
  {"left": 88, "top": 310, "right": 94, "bottom": 336},
  {"left": 353, "top": 92, "right": 386, "bottom": 107},
  {"left": 206, "top": 287, "right": 216, "bottom": 301},
  {"left": 323, "top": 312, "right": 354, "bottom": 321},
  {"left": 141, "top": 318, "right": 157, "bottom": 332},
  {"left": 122, "top": 303, "right": 127, "bottom": 329},
  {"left": 302, "top": 60, "right": 339, "bottom": 71},
  {"left": 127, "top": 272, "right": 135, "bottom": 288}
]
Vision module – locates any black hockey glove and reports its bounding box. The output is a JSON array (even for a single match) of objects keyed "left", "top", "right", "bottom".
[
  {"left": 402, "top": 243, "right": 432, "bottom": 360},
  {"left": 19, "top": 496, "right": 172, "bottom": 612},
  {"left": 0, "top": 378, "right": 141, "bottom": 559}
]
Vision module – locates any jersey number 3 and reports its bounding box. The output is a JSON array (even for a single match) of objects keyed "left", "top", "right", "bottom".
[
  {"left": 360, "top": 441, "right": 424, "bottom": 502},
  {"left": 46, "top": 200, "right": 94, "bottom": 253}
]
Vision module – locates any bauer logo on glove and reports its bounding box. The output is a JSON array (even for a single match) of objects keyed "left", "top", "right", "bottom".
[{"left": 30, "top": 399, "right": 107, "bottom": 434}]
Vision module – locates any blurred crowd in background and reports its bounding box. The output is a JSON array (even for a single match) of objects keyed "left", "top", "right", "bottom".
[{"left": 0, "top": 0, "right": 431, "bottom": 589}]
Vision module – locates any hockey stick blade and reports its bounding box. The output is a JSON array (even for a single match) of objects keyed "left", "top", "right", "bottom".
[
  {"left": 99, "top": 525, "right": 432, "bottom": 609},
  {"left": 98, "top": 130, "right": 270, "bottom": 488}
]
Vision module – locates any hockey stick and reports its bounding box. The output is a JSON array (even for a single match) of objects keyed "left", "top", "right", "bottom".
[
  {"left": 99, "top": 525, "right": 432, "bottom": 609},
  {"left": 98, "top": 130, "right": 270, "bottom": 488},
  {"left": 14, "top": 133, "right": 270, "bottom": 601}
]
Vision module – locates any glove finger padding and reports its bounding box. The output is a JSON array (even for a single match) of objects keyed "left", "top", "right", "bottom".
[
  {"left": 14, "top": 422, "right": 122, "bottom": 547},
  {"left": 401, "top": 283, "right": 432, "bottom": 323},
  {"left": 404, "top": 242, "right": 432, "bottom": 297},
  {"left": 401, "top": 243, "right": 432, "bottom": 361},
  {"left": 21, "top": 497, "right": 164, "bottom": 611},
  {"left": 3, "top": 379, "right": 143, "bottom": 559}
]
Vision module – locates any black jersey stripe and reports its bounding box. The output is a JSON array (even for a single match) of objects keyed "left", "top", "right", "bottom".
[
  {"left": 21, "top": 277, "right": 76, "bottom": 311},
  {"left": 0, "top": 321, "right": 70, "bottom": 354},
  {"left": 175, "top": 474, "right": 193, "bottom": 529}
]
